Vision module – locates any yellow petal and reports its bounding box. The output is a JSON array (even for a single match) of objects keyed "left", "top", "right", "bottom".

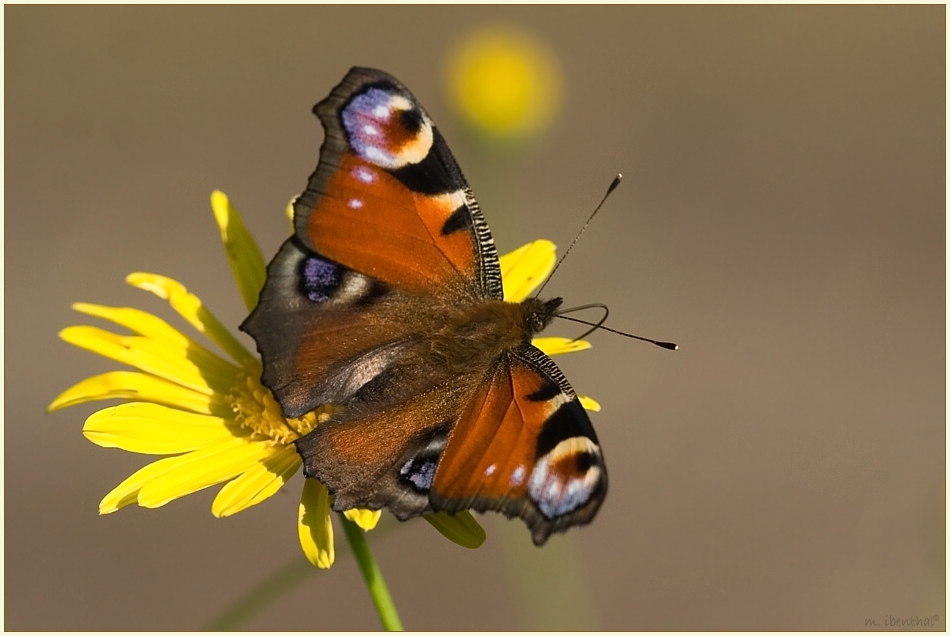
[
  {"left": 70, "top": 304, "right": 242, "bottom": 388},
  {"left": 212, "top": 445, "right": 302, "bottom": 517},
  {"left": 299, "top": 479, "right": 335, "bottom": 568},
  {"left": 532, "top": 336, "right": 591, "bottom": 356},
  {"left": 578, "top": 395, "right": 601, "bottom": 412},
  {"left": 72, "top": 303, "right": 190, "bottom": 348},
  {"left": 499, "top": 239, "right": 556, "bottom": 302},
  {"left": 343, "top": 508, "right": 382, "bottom": 531},
  {"left": 211, "top": 190, "right": 267, "bottom": 313},
  {"left": 126, "top": 273, "right": 258, "bottom": 371},
  {"left": 83, "top": 403, "right": 244, "bottom": 454},
  {"left": 48, "top": 371, "right": 217, "bottom": 414},
  {"left": 98, "top": 442, "right": 303, "bottom": 515},
  {"left": 136, "top": 439, "right": 274, "bottom": 508},
  {"left": 285, "top": 196, "right": 297, "bottom": 234},
  {"left": 99, "top": 455, "right": 185, "bottom": 514},
  {"left": 424, "top": 511, "right": 486, "bottom": 549},
  {"left": 58, "top": 326, "right": 233, "bottom": 395}
]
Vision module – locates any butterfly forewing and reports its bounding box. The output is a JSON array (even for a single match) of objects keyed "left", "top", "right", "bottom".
[
  {"left": 296, "top": 67, "right": 502, "bottom": 299},
  {"left": 243, "top": 67, "right": 503, "bottom": 416}
]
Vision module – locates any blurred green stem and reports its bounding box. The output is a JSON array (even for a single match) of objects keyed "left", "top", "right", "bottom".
[
  {"left": 205, "top": 514, "right": 402, "bottom": 630},
  {"left": 205, "top": 555, "right": 318, "bottom": 631},
  {"left": 468, "top": 140, "right": 524, "bottom": 251},
  {"left": 342, "top": 515, "right": 404, "bottom": 631},
  {"left": 495, "top": 518, "right": 600, "bottom": 630},
  {"left": 471, "top": 133, "right": 600, "bottom": 630}
]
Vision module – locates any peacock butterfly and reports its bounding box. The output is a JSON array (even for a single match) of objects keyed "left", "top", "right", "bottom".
[{"left": 241, "top": 67, "right": 606, "bottom": 545}]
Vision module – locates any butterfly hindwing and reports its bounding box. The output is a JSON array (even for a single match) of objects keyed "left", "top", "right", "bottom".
[
  {"left": 294, "top": 381, "right": 478, "bottom": 519},
  {"left": 293, "top": 341, "right": 607, "bottom": 546},
  {"left": 430, "top": 343, "right": 608, "bottom": 546},
  {"left": 295, "top": 67, "right": 502, "bottom": 299}
]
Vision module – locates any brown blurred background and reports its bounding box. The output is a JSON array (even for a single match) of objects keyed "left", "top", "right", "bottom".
[{"left": 6, "top": 5, "right": 945, "bottom": 631}]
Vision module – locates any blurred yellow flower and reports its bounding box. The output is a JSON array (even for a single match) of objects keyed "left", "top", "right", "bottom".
[{"left": 446, "top": 25, "right": 563, "bottom": 140}]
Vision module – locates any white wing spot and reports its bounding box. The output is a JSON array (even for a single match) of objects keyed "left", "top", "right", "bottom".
[
  {"left": 484, "top": 464, "right": 496, "bottom": 476},
  {"left": 352, "top": 167, "right": 376, "bottom": 183},
  {"left": 362, "top": 124, "right": 379, "bottom": 136},
  {"left": 372, "top": 104, "right": 389, "bottom": 118},
  {"left": 348, "top": 198, "right": 363, "bottom": 209},
  {"left": 336, "top": 271, "right": 372, "bottom": 304},
  {"left": 510, "top": 465, "right": 526, "bottom": 487}
]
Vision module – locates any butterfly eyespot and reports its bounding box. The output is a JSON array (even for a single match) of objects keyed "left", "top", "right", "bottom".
[
  {"left": 527, "top": 436, "right": 604, "bottom": 519},
  {"left": 301, "top": 255, "right": 340, "bottom": 303},
  {"left": 399, "top": 107, "right": 425, "bottom": 134},
  {"left": 575, "top": 451, "right": 597, "bottom": 473},
  {"left": 399, "top": 457, "right": 436, "bottom": 492},
  {"left": 341, "top": 86, "right": 433, "bottom": 169}
]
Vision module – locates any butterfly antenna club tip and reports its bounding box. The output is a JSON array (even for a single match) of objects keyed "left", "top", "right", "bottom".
[
  {"left": 534, "top": 174, "right": 624, "bottom": 297},
  {"left": 607, "top": 173, "right": 622, "bottom": 194}
]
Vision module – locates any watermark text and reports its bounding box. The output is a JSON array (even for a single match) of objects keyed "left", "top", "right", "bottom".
[{"left": 864, "top": 614, "right": 940, "bottom": 628}]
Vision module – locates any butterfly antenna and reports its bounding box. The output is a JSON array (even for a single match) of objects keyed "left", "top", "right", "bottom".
[
  {"left": 534, "top": 174, "right": 623, "bottom": 298},
  {"left": 556, "top": 303, "right": 610, "bottom": 341},
  {"left": 555, "top": 314, "right": 679, "bottom": 351}
]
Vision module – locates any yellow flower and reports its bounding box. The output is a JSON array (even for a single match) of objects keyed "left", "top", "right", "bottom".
[
  {"left": 49, "top": 190, "right": 597, "bottom": 569},
  {"left": 499, "top": 240, "right": 600, "bottom": 411},
  {"left": 446, "top": 25, "right": 563, "bottom": 140}
]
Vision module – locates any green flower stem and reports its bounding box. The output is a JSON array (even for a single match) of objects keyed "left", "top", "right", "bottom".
[{"left": 341, "top": 514, "right": 404, "bottom": 631}]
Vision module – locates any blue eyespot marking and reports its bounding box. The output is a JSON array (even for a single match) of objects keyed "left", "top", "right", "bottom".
[
  {"left": 301, "top": 255, "right": 340, "bottom": 303},
  {"left": 399, "top": 457, "right": 436, "bottom": 492}
]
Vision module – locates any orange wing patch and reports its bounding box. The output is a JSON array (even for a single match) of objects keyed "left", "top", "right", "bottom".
[
  {"left": 431, "top": 347, "right": 607, "bottom": 544},
  {"left": 433, "top": 361, "right": 565, "bottom": 503},
  {"left": 305, "top": 154, "right": 475, "bottom": 293}
]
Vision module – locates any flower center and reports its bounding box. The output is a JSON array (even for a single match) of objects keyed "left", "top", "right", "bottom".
[{"left": 230, "top": 374, "right": 327, "bottom": 445}]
